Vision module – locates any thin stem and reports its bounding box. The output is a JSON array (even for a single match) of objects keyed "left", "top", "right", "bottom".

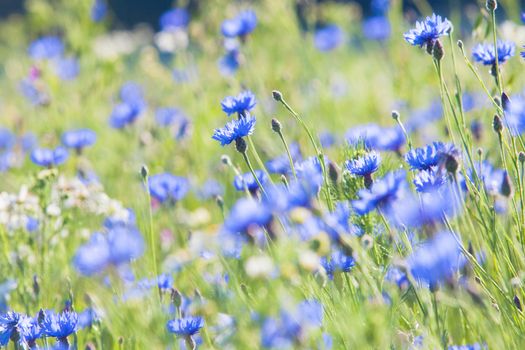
[
  {"left": 142, "top": 174, "right": 161, "bottom": 304},
  {"left": 247, "top": 136, "right": 273, "bottom": 184},
  {"left": 241, "top": 151, "right": 268, "bottom": 197},
  {"left": 276, "top": 130, "right": 298, "bottom": 180},
  {"left": 491, "top": 9, "right": 503, "bottom": 95}
]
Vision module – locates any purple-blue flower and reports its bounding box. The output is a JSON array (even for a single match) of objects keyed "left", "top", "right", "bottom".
[
  {"left": 221, "top": 10, "right": 257, "bottom": 38},
  {"left": 345, "top": 151, "right": 381, "bottom": 177},
  {"left": 148, "top": 173, "right": 190, "bottom": 203},
  {"left": 413, "top": 168, "right": 447, "bottom": 193},
  {"left": 212, "top": 114, "right": 256, "bottom": 146},
  {"left": 61, "top": 129, "right": 96, "bottom": 151},
  {"left": 472, "top": 41, "right": 515, "bottom": 65},
  {"left": 223, "top": 198, "right": 272, "bottom": 234},
  {"left": 221, "top": 91, "right": 256, "bottom": 117},
  {"left": 28, "top": 36, "right": 64, "bottom": 60},
  {"left": 405, "top": 142, "right": 445, "bottom": 170},
  {"left": 53, "top": 57, "right": 80, "bottom": 80},
  {"left": 363, "top": 16, "right": 391, "bottom": 41},
  {"left": 160, "top": 8, "right": 190, "bottom": 31},
  {"left": 41, "top": 310, "right": 78, "bottom": 339},
  {"left": 30, "top": 147, "right": 68, "bottom": 167},
  {"left": 314, "top": 25, "right": 344, "bottom": 52},
  {"left": 403, "top": 14, "right": 452, "bottom": 48},
  {"left": 352, "top": 171, "right": 406, "bottom": 215},
  {"left": 91, "top": 0, "right": 107, "bottom": 22},
  {"left": 166, "top": 316, "right": 204, "bottom": 336},
  {"left": 234, "top": 170, "right": 267, "bottom": 192}
]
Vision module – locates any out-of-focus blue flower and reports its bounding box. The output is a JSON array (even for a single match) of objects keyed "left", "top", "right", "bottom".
[
  {"left": 372, "top": 0, "right": 390, "bottom": 14},
  {"left": 61, "top": 129, "right": 96, "bottom": 151},
  {"left": 160, "top": 8, "right": 190, "bottom": 31},
  {"left": 148, "top": 173, "right": 190, "bottom": 203},
  {"left": 295, "top": 156, "right": 325, "bottom": 193},
  {"left": 266, "top": 143, "right": 302, "bottom": 175},
  {"left": 413, "top": 168, "right": 447, "bottom": 193},
  {"left": 155, "top": 107, "right": 184, "bottom": 126},
  {"left": 234, "top": 170, "right": 267, "bottom": 192},
  {"left": 405, "top": 101, "right": 443, "bottom": 132},
  {"left": 405, "top": 142, "right": 444, "bottom": 170},
  {"left": 26, "top": 217, "right": 39, "bottom": 232},
  {"left": 221, "top": 91, "right": 256, "bottom": 117},
  {"left": 41, "top": 310, "right": 78, "bottom": 339},
  {"left": 448, "top": 344, "right": 485, "bottom": 350},
  {"left": 28, "top": 36, "right": 64, "bottom": 60},
  {"left": 353, "top": 171, "right": 406, "bottom": 215},
  {"left": 297, "top": 300, "right": 323, "bottom": 327},
  {"left": 320, "top": 250, "right": 355, "bottom": 279},
  {"left": 73, "top": 226, "right": 144, "bottom": 276},
  {"left": 197, "top": 179, "right": 224, "bottom": 199},
  {"left": 30, "top": 147, "right": 68, "bottom": 167},
  {"left": 0, "top": 281, "right": 17, "bottom": 314},
  {"left": 53, "top": 57, "right": 79, "bottom": 80},
  {"left": 363, "top": 16, "right": 391, "bottom": 41},
  {"left": 345, "top": 151, "right": 381, "bottom": 177},
  {"left": 319, "top": 131, "right": 335, "bottom": 148},
  {"left": 0, "top": 311, "right": 20, "bottom": 346},
  {"left": 0, "top": 129, "right": 15, "bottom": 151},
  {"left": 19, "top": 79, "right": 48, "bottom": 106},
  {"left": 156, "top": 273, "right": 173, "bottom": 290},
  {"left": 18, "top": 315, "right": 42, "bottom": 345},
  {"left": 212, "top": 114, "right": 256, "bottom": 146},
  {"left": 109, "top": 103, "right": 140, "bottom": 128},
  {"left": 504, "top": 96, "right": 525, "bottom": 136},
  {"left": 407, "top": 231, "right": 465, "bottom": 287},
  {"left": 221, "top": 10, "right": 257, "bottom": 38},
  {"left": 223, "top": 198, "right": 272, "bottom": 234},
  {"left": 345, "top": 124, "right": 404, "bottom": 152},
  {"left": 472, "top": 41, "right": 515, "bottom": 66},
  {"left": 403, "top": 14, "right": 452, "bottom": 48},
  {"left": 314, "top": 25, "right": 344, "bottom": 52},
  {"left": 218, "top": 48, "right": 241, "bottom": 76},
  {"left": 109, "top": 82, "right": 146, "bottom": 128},
  {"left": 77, "top": 308, "right": 99, "bottom": 329},
  {"left": 166, "top": 316, "right": 204, "bottom": 336},
  {"left": 385, "top": 267, "right": 409, "bottom": 288},
  {"left": 91, "top": 0, "right": 107, "bottom": 22}
]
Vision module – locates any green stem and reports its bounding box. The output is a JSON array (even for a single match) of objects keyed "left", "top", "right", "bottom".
[
  {"left": 491, "top": 9, "right": 503, "bottom": 95},
  {"left": 276, "top": 130, "right": 298, "bottom": 180},
  {"left": 241, "top": 151, "right": 268, "bottom": 197},
  {"left": 142, "top": 175, "right": 161, "bottom": 304}
]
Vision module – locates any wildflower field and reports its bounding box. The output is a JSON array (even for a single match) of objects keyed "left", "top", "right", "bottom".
[{"left": 3, "top": 0, "right": 525, "bottom": 348}]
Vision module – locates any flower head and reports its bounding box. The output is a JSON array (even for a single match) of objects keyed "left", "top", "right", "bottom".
[
  {"left": 53, "top": 57, "right": 79, "bottom": 80},
  {"left": 221, "top": 10, "right": 257, "bottom": 38},
  {"left": 166, "top": 316, "right": 204, "bottom": 336},
  {"left": 403, "top": 14, "right": 452, "bottom": 48},
  {"left": 160, "top": 8, "right": 190, "bottom": 31},
  {"left": 345, "top": 151, "right": 381, "bottom": 176},
  {"left": 221, "top": 91, "right": 256, "bottom": 117},
  {"left": 405, "top": 142, "right": 444, "bottom": 170},
  {"left": 0, "top": 311, "right": 21, "bottom": 346},
  {"left": 314, "top": 25, "right": 344, "bottom": 52},
  {"left": 413, "top": 168, "right": 447, "bottom": 193},
  {"left": 61, "top": 129, "right": 96, "bottom": 151},
  {"left": 148, "top": 173, "right": 189, "bottom": 203},
  {"left": 30, "top": 147, "right": 68, "bottom": 167},
  {"left": 91, "top": 0, "right": 107, "bottom": 22},
  {"left": 472, "top": 41, "right": 515, "bottom": 65},
  {"left": 41, "top": 310, "right": 78, "bottom": 339},
  {"left": 234, "top": 170, "right": 267, "bottom": 192},
  {"left": 28, "top": 36, "right": 64, "bottom": 60},
  {"left": 223, "top": 198, "right": 272, "bottom": 234},
  {"left": 212, "top": 114, "right": 256, "bottom": 146},
  {"left": 352, "top": 171, "right": 406, "bottom": 215}
]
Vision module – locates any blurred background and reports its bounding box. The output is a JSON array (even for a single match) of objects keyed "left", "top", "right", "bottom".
[{"left": 0, "top": 0, "right": 522, "bottom": 26}]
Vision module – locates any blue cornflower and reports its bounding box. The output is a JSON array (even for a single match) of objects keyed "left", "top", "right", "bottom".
[
  {"left": 345, "top": 124, "right": 405, "bottom": 152},
  {"left": 413, "top": 168, "right": 447, "bottom": 193},
  {"left": 403, "top": 14, "right": 452, "bottom": 48},
  {"left": 61, "top": 129, "right": 96, "bottom": 151},
  {"left": 155, "top": 107, "right": 185, "bottom": 126},
  {"left": 19, "top": 79, "right": 49, "bottom": 106},
  {"left": 166, "top": 316, "right": 204, "bottom": 336},
  {"left": 405, "top": 142, "right": 444, "bottom": 170},
  {"left": 221, "top": 10, "right": 257, "bottom": 38},
  {"left": 218, "top": 48, "right": 241, "bottom": 76},
  {"left": 221, "top": 91, "right": 256, "bottom": 117},
  {"left": 320, "top": 250, "right": 355, "bottom": 279},
  {"left": 504, "top": 96, "right": 525, "bottom": 136},
  {"left": 314, "top": 25, "right": 344, "bottom": 52},
  {"left": 362, "top": 16, "right": 391, "bottom": 41},
  {"left": 352, "top": 171, "right": 406, "bottom": 215},
  {"left": 91, "top": 0, "right": 107, "bottom": 22},
  {"left": 18, "top": 315, "right": 42, "bottom": 346},
  {"left": 28, "top": 36, "right": 64, "bottom": 60},
  {"left": 372, "top": 0, "right": 390, "bottom": 14},
  {"left": 234, "top": 170, "right": 267, "bottom": 192},
  {"left": 53, "top": 57, "right": 79, "bottom": 81},
  {"left": 405, "top": 101, "right": 443, "bottom": 133},
  {"left": 472, "top": 41, "right": 515, "bottom": 65},
  {"left": 223, "top": 198, "right": 272, "bottom": 234},
  {"left": 0, "top": 311, "right": 21, "bottom": 346},
  {"left": 109, "top": 103, "right": 140, "bottom": 128},
  {"left": 160, "top": 8, "right": 190, "bottom": 31},
  {"left": 212, "top": 114, "right": 256, "bottom": 146},
  {"left": 30, "top": 147, "right": 68, "bottom": 167},
  {"left": 407, "top": 231, "right": 465, "bottom": 287},
  {"left": 156, "top": 273, "right": 173, "bottom": 290},
  {"left": 77, "top": 308, "right": 99, "bottom": 329},
  {"left": 266, "top": 143, "right": 302, "bottom": 175},
  {"left": 196, "top": 179, "right": 224, "bottom": 199},
  {"left": 295, "top": 156, "right": 325, "bottom": 193},
  {"left": 449, "top": 344, "right": 485, "bottom": 350},
  {"left": 120, "top": 82, "right": 145, "bottom": 108},
  {"left": 0, "top": 129, "right": 15, "bottom": 151},
  {"left": 73, "top": 227, "right": 144, "bottom": 276},
  {"left": 148, "top": 173, "right": 190, "bottom": 203},
  {"left": 41, "top": 310, "right": 78, "bottom": 340},
  {"left": 345, "top": 151, "right": 381, "bottom": 176}
]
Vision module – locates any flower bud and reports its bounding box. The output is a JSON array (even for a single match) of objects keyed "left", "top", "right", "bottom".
[
  {"left": 486, "top": 0, "right": 497, "bottom": 11},
  {"left": 235, "top": 137, "right": 247, "bottom": 153},
  {"left": 519, "top": 152, "right": 525, "bottom": 164},
  {"left": 432, "top": 40, "right": 445, "bottom": 61},
  {"left": 140, "top": 165, "right": 149, "bottom": 180},
  {"left": 272, "top": 90, "right": 283, "bottom": 102},
  {"left": 391, "top": 110, "right": 400, "bottom": 120},
  {"left": 493, "top": 115, "right": 503, "bottom": 134},
  {"left": 500, "top": 170, "right": 513, "bottom": 197},
  {"left": 501, "top": 92, "right": 510, "bottom": 110},
  {"left": 271, "top": 118, "right": 282, "bottom": 133},
  {"left": 221, "top": 155, "right": 231, "bottom": 166},
  {"left": 457, "top": 40, "right": 464, "bottom": 50}
]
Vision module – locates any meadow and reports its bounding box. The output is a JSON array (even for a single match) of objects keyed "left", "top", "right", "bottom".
[{"left": 1, "top": 0, "right": 525, "bottom": 348}]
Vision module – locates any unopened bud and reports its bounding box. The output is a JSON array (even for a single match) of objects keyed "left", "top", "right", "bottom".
[
  {"left": 486, "top": 0, "right": 497, "bottom": 11},
  {"left": 271, "top": 118, "right": 282, "bottom": 133},
  {"left": 391, "top": 110, "right": 400, "bottom": 120},
  {"left": 221, "top": 155, "right": 231, "bottom": 166},
  {"left": 477, "top": 148, "right": 483, "bottom": 157},
  {"left": 272, "top": 90, "right": 283, "bottom": 102},
  {"left": 500, "top": 170, "right": 513, "bottom": 197},
  {"left": 514, "top": 295, "right": 522, "bottom": 311},
  {"left": 457, "top": 40, "right": 464, "bottom": 50},
  {"left": 235, "top": 137, "right": 247, "bottom": 153},
  {"left": 501, "top": 92, "right": 510, "bottom": 110},
  {"left": 140, "top": 165, "right": 148, "bottom": 180},
  {"left": 328, "top": 162, "right": 339, "bottom": 183},
  {"left": 519, "top": 152, "right": 525, "bottom": 164},
  {"left": 432, "top": 40, "right": 445, "bottom": 61},
  {"left": 493, "top": 115, "right": 503, "bottom": 134},
  {"left": 170, "top": 288, "right": 182, "bottom": 308}
]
